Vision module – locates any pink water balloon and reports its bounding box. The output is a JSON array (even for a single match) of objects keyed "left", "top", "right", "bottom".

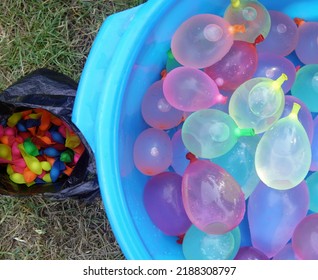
[
  {"left": 171, "top": 13, "right": 245, "bottom": 68},
  {"left": 163, "top": 66, "right": 227, "bottom": 112},
  {"left": 234, "top": 246, "right": 269, "bottom": 260},
  {"left": 141, "top": 80, "right": 183, "bottom": 130},
  {"left": 204, "top": 40, "right": 258, "bottom": 91},
  {"left": 292, "top": 213, "right": 318, "bottom": 260},
  {"left": 133, "top": 128, "right": 172, "bottom": 176},
  {"left": 257, "top": 10, "right": 299, "bottom": 56},
  {"left": 182, "top": 157, "right": 245, "bottom": 235}
]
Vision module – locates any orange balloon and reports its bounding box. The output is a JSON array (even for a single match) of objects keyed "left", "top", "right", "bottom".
[{"left": 23, "top": 167, "right": 37, "bottom": 183}]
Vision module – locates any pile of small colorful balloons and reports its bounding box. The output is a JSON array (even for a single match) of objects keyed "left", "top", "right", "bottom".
[
  {"left": 0, "top": 108, "right": 84, "bottom": 186},
  {"left": 133, "top": 0, "right": 318, "bottom": 260}
]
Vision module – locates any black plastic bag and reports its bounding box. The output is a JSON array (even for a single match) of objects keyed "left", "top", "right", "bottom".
[{"left": 0, "top": 69, "right": 99, "bottom": 202}]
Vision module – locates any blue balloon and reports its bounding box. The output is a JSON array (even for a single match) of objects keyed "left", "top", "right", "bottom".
[
  {"left": 248, "top": 180, "right": 309, "bottom": 258},
  {"left": 182, "top": 225, "right": 240, "bottom": 260},
  {"left": 211, "top": 135, "right": 260, "bottom": 199}
]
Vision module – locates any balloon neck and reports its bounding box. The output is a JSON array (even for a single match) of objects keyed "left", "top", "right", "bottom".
[
  {"left": 234, "top": 127, "right": 255, "bottom": 138},
  {"left": 167, "top": 49, "right": 174, "bottom": 59},
  {"left": 186, "top": 152, "right": 197, "bottom": 163},
  {"left": 231, "top": 0, "right": 241, "bottom": 8},
  {"left": 253, "top": 34, "right": 265, "bottom": 46},
  {"left": 161, "top": 69, "right": 167, "bottom": 79},
  {"left": 289, "top": 103, "right": 301, "bottom": 121},
  {"left": 295, "top": 65, "right": 301, "bottom": 72},
  {"left": 272, "top": 73, "right": 288, "bottom": 90},
  {"left": 176, "top": 234, "right": 185, "bottom": 245},
  {"left": 216, "top": 93, "right": 228, "bottom": 105},
  {"left": 229, "top": 24, "right": 246, "bottom": 35},
  {"left": 294, "top": 17, "right": 305, "bottom": 27}
]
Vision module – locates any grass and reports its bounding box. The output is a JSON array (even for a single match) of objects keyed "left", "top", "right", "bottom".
[
  {"left": 0, "top": 0, "right": 144, "bottom": 91},
  {"left": 0, "top": 0, "right": 145, "bottom": 260}
]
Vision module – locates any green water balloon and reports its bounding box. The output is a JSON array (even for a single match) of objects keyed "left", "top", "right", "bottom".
[
  {"left": 182, "top": 109, "right": 254, "bottom": 159},
  {"left": 229, "top": 74, "right": 287, "bottom": 134},
  {"left": 291, "top": 64, "right": 318, "bottom": 113},
  {"left": 255, "top": 103, "right": 311, "bottom": 190}
]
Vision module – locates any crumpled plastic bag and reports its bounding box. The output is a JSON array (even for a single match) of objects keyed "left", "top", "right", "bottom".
[{"left": 0, "top": 68, "right": 99, "bottom": 202}]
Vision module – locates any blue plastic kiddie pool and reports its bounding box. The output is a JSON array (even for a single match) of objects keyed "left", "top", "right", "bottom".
[{"left": 72, "top": 0, "right": 318, "bottom": 259}]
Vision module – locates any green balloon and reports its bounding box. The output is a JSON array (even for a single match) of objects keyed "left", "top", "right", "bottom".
[
  {"left": 255, "top": 103, "right": 311, "bottom": 190},
  {"left": 229, "top": 74, "right": 287, "bottom": 134},
  {"left": 291, "top": 64, "right": 318, "bottom": 113},
  {"left": 182, "top": 109, "right": 254, "bottom": 158}
]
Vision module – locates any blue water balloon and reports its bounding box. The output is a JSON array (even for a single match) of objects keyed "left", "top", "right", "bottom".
[
  {"left": 211, "top": 135, "right": 260, "bottom": 199},
  {"left": 182, "top": 225, "right": 241, "bottom": 260},
  {"left": 248, "top": 180, "right": 309, "bottom": 258}
]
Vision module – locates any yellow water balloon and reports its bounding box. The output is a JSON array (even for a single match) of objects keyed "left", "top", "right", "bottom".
[{"left": 255, "top": 103, "right": 311, "bottom": 190}]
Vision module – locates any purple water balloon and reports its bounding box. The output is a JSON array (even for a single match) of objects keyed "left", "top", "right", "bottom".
[
  {"left": 273, "top": 243, "right": 299, "bottom": 260},
  {"left": 143, "top": 172, "right": 191, "bottom": 236},
  {"left": 171, "top": 129, "right": 189, "bottom": 176},
  {"left": 281, "top": 95, "right": 314, "bottom": 143},
  {"left": 204, "top": 40, "right": 258, "bottom": 91},
  {"left": 292, "top": 213, "right": 318, "bottom": 260},
  {"left": 311, "top": 116, "right": 318, "bottom": 171},
  {"left": 133, "top": 128, "right": 172, "bottom": 176},
  {"left": 234, "top": 246, "right": 269, "bottom": 260},
  {"left": 141, "top": 80, "right": 183, "bottom": 130},
  {"left": 163, "top": 67, "right": 227, "bottom": 112},
  {"left": 248, "top": 180, "right": 309, "bottom": 258},
  {"left": 182, "top": 158, "right": 245, "bottom": 235},
  {"left": 257, "top": 10, "right": 299, "bottom": 56},
  {"left": 253, "top": 52, "right": 296, "bottom": 93},
  {"left": 295, "top": 22, "right": 318, "bottom": 64}
]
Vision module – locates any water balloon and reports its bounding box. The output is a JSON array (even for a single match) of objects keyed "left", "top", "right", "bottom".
[
  {"left": 253, "top": 52, "right": 296, "bottom": 94},
  {"left": 182, "top": 158, "right": 245, "bottom": 234},
  {"left": 133, "top": 128, "right": 172, "bottom": 176},
  {"left": 143, "top": 172, "right": 191, "bottom": 236},
  {"left": 295, "top": 21, "right": 318, "bottom": 64},
  {"left": 211, "top": 135, "right": 260, "bottom": 199},
  {"left": 291, "top": 64, "right": 318, "bottom": 112},
  {"left": 255, "top": 103, "right": 311, "bottom": 190},
  {"left": 204, "top": 40, "right": 258, "bottom": 91},
  {"left": 248, "top": 180, "right": 309, "bottom": 258},
  {"left": 234, "top": 246, "right": 269, "bottom": 260},
  {"left": 224, "top": 0, "right": 271, "bottom": 43},
  {"left": 171, "top": 13, "right": 245, "bottom": 68},
  {"left": 182, "top": 109, "right": 255, "bottom": 159},
  {"left": 163, "top": 66, "right": 227, "bottom": 112},
  {"left": 229, "top": 74, "right": 287, "bottom": 134},
  {"left": 182, "top": 225, "right": 241, "bottom": 260},
  {"left": 292, "top": 213, "right": 318, "bottom": 260},
  {"left": 257, "top": 10, "right": 299, "bottom": 56}
]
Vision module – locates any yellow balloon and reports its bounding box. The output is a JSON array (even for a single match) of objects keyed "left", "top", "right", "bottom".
[
  {"left": 18, "top": 144, "right": 42, "bottom": 175},
  {"left": 0, "top": 144, "right": 12, "bottom": 160},
  {"left": 255, "top": 103, "right": 311, "bottom": 190},
  {"left": 10, "top": 173, "right": 26, "bottom": 184}
]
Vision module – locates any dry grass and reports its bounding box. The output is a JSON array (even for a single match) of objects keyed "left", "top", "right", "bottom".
[
  {"left": 0, "top": 197, "right": 124, "bottom": 260},
  {"left": 0, "top": 0, "right": 145, "bottom": 260}
]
